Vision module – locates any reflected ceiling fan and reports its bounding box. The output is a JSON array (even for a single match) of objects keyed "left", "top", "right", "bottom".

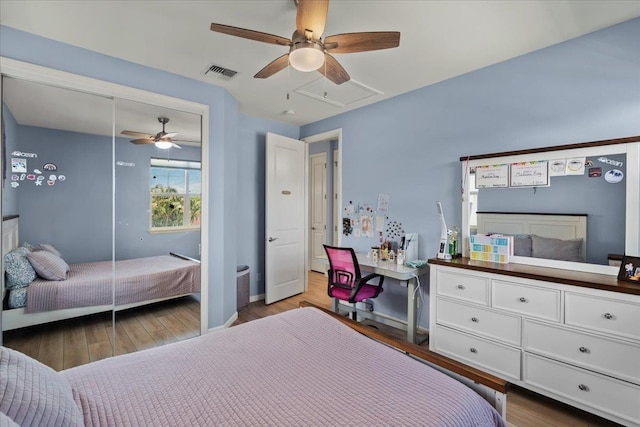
[
  {"left": 210, "top": 0, "right": 400, "bottom": 85},
  {"left": 121, "top": 117, "right": 182, "bottom": 149}
]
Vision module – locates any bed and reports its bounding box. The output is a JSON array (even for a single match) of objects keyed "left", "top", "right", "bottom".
[
  {"left": 476, "top": 212, "right": 587, "bottom": 262},
  {"left": 2, "top": 218, "right": 200, "bottom": 331},
  {"left": 0, "top": 303, "right": 507, "bottom": 427}
]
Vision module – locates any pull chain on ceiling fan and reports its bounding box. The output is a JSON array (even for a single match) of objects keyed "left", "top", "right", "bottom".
[{"left": 210, "top": 0, "right": 400, "bottom": 85}]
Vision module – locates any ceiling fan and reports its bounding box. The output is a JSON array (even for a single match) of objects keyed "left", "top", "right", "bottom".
[
  {"left": 210, "top": 0, "right": 400, "bottom": 85},
  {"left": 121, "top": 117, "right": 182, "bottom": 149}
]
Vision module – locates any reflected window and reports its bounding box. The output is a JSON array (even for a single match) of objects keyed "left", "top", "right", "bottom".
[{"left": 150, "top": 158, "right": 201, "bottom": 231}]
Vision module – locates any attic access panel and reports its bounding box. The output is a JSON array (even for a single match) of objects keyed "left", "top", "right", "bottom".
[{"left": 294, "top": 77, "right": 383, "bottom": 108}]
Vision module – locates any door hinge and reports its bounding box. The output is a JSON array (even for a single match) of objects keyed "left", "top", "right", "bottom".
[
  {"left": 324, "top": 194, "right": 327, "bottom": 199},
  {"left": 324, "top": 225, "right": 327, "bottom": 230},
  {"left": 324, "top": 163, "right": 327, "bottom": 169}
]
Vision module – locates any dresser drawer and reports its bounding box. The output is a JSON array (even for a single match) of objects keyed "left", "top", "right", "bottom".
[
  {"left": 436, "top": 270, "right": 489, "bottom": 305},
  {"left": 524, "top": 353, "right": 640, "bottom": 425},
  {"left": 524, "top": 320, "right": 640, "bottom": 384},
  {"left": 437, "top": 297, "right": 521, "bottom": 346},
  {"left": 433, "top": 325, "right": 521, "bottom": 380},
  {"left": 565, "top": 292, "right": 640, "bottom": 342},
  {"left": 492, "top": 280, "right": 560, "bottom": 322}
]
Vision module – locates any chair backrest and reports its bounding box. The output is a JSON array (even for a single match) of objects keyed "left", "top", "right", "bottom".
[{"left": 323, "top": 245, "right": 361, "bottom": 288}]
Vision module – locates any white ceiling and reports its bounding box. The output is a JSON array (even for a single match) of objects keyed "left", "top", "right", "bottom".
[{"left": 1, "top": 1, "right": 640, "bottom": 127}]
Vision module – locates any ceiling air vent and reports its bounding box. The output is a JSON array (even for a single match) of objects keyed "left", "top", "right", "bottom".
[{"left": 202, "top": 64, "right": 238, "bottom": 81}]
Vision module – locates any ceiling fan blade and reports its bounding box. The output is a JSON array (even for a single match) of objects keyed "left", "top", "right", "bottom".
[
  {"left": 121, "top": 130, "right": 153, "bottom": 138},
  {"left": 171, "top": 143, "right": 182, "bottom": 149},
  {"left": 254, "top": 53, "right": 290, "bottom": 79},
  {"left": 318, "top": 53, "right": 350, "bottom": 85},
  {"left": 162, "top": 132, "right": 179, "bottom": 140},
  {"left": 296, "top": 0, "right": 329, "bottom": 40},
  {"left": 324, "top": 32, "right": 401, "bottom": 54},
  {"left": 210, "top": 23, "right": 290, "bottom": 46},
  {"left": 130, "top": 138, "right": 155, "bottom": 145}
]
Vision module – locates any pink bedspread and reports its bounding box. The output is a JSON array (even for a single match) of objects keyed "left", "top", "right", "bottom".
[
  {"left": 62, "top": 307, "right": 505, "bottom": 427},
  {"left": 26, "top": 255, "right": 200, "bottom": 313}
]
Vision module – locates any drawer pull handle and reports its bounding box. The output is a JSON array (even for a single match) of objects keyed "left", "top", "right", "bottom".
[
  {"left": 471, "top": 317, "right": 479, "bottom": 323},
  {"left": 603, "top": 313, "right": 613, "bottom": 320},
  {"left": 519, "top": 297, "right": 528, "bottom": 303},
  {"left": 469, "top": 348, "right": 478, "bottom": 354},
  {"left": 457, "top": 284, "right": 465, "bottom": 290},
  {"left": 578, "top": 384, "right": 589, "bottom": 392},
  {"left": 579, "top": 346, "right": 589, "bottom": 354}
]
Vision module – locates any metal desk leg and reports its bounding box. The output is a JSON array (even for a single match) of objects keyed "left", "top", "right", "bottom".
[
  {"left": 332, "top": 297, "right": 339, "bottom": 314},
  {"left": 406, "top": 277, "right": 418, "bottom": 344}
]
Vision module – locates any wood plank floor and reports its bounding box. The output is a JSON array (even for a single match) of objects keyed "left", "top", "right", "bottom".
[
  {"left": 2, "top": 295, "right": 200, "bottom": 371},
  {"left": 236, "top": 271, "right": 620, "bottom": 427},
  {"left": 3, "top": 274, "right": 620, "bottom": 426}
]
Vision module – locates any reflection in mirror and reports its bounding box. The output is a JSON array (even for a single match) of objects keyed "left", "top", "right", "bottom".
[
  {"left": 1, "top": 76, "right": 115, "bottom": 370},
  {"left": 113, "top": 98, "right": 201, "bottom": 356},
  {"left": 463, "top": 142, "right": 637, "bottom": 272},
  {"left": 471, "top": 153, "right": 626, "bottom": 265}
]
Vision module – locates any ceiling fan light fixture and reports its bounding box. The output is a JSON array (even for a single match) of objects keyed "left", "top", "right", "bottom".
[
  {"left": 289, "top": 41, "right": 324, "bottom": 72},
  {"left": 155, "top": 140, "right": 173, "bottom": 150}
]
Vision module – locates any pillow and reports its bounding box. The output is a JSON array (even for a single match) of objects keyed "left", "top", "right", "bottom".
[
  {"left": 8, "top": 288, "right": 28, "bottom": 309},
  {"left": 0, "top": 412, "right": 19, "bottom": 427},
  {"left": 0, "top": 346, "right": 84, "bottom": 427},
  {"left": 4, "top": 248, "right": 37, "bottom": 289},
  {"left": 26, "top": 251, "right": 70, "bottom": 281},
  {"left": 513, "top": 235, "right": 532, "bottom": 257},
  {"left": 38, "top": 243, "right": 62, "bottom": 258},
  {"left": 21, "top": 242, "right": 37, "bottom": 252},
  {"left": 531, "top": 234, "right": 584, "bottom": 262}
]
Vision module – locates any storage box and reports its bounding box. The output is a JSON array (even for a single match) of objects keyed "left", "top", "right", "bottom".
[{"left": 469, "top": 234, "right": 513, "bottom": 264}]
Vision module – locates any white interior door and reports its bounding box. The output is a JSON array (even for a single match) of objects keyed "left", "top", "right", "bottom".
[
  {"left": 333, "top": 148, "right": 340, "bottom": 246},
  {"left": 265, "top": 132, "right": 306, "bottom": 304},
  {"left": 309, "top": 153, "right": 327, "bottom": 272}
]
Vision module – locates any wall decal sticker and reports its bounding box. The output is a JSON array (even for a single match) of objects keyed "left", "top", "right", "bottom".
[
  {"left": 43, "top": 163, "right": 57, "bottom": 171},
  {"left": 58, "top": 175, "right": 66, "bottom": 181},
  {"left": 604, "top": 169, "right": 624, "bottom": 184},
  {"left": 10, "top": 182, "right": 19, "bottom": 188}
]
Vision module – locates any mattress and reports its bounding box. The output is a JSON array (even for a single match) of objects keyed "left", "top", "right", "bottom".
[
  {"left": 25, "top": 255, "right": 200, "bottom": 313},
  {"left": 62, "top": 307, "right": 505, "bottom": 426}
]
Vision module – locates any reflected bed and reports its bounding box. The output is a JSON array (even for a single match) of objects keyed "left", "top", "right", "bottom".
[{"left": 2, "top": 218, "right": 200, "bottom": 331}]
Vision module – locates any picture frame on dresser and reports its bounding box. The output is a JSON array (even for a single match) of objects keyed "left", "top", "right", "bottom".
[{"left": 618, "top": 255, "right": 640, "bottom": 282}]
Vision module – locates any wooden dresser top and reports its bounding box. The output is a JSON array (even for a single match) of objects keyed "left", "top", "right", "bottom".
[{"left": 428, "top": 257, "right": 640, "bottom": 296}]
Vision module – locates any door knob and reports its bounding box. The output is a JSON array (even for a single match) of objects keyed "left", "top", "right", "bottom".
[{"left": 268, "top": 237, "right": 278, "bottom": 242}]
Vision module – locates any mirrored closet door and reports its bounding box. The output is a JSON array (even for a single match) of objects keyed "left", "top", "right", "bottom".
[
  {"left": 1, "top": 75, "right": 203, "bottom": 370},
  {"left": 113, "top": 98, "right": 202, "bottom": 355}
]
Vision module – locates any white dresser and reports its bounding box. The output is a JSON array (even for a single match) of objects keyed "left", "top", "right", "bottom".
[{"left": 429, "top": 259, "right": 640, "bottom": 426}]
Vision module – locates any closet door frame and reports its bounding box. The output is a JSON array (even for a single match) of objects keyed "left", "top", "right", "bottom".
[{"left": 0, "top": 57, "right": 210, "bottom": 334}]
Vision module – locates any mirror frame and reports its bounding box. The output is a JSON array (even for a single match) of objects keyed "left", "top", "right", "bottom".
[
  {"left": 460, "top": 136, "right": 640, "bottom": 275},
  {"left": 0, "top": 56, "right": 210, "bottom": 333}
]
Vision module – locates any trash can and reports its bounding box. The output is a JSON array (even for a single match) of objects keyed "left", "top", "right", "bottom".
[{"left": 236, "top": 265, "right": 250, "bottom": 311}]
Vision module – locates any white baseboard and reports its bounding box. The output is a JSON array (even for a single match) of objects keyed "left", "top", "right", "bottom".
[
  {"left": 250, "top": 294, "right": 265, "bottom": 303},
  {"left": 208, "top": 311, "right": 238, "bottom": 333},
  {"left": 337, "top": 302, "right": 428, "bottom": 335}
]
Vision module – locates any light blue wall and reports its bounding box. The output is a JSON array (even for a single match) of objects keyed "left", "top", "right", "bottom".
[
  {"left": 301, "top": 18, "right": 640, "bottom": 326},
  {"left": 1, "top": 104, "right": 19, "bottom": 216},
  {"left": 0, "top": 25, "right": 238, "bottom": 328},
  {"left": 236, "top": 114, "right": 299, "bottom": 297}
]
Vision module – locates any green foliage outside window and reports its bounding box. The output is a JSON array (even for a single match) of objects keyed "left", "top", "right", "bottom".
[{"left": 150, "top": 164, "right": 201, "bottom": 230}]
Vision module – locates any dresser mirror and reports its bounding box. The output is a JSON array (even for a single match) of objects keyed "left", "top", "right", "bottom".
[
  {"left": 1, "top": 66, "right": 205, "bottom": 368},
  {"left": 461, "top": 137, "right": 640, "bottom": 275}
]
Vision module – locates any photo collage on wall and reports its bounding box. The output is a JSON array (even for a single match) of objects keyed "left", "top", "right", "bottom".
[{"left": 342, "top": 194, "right": 404, "bottom": 246}]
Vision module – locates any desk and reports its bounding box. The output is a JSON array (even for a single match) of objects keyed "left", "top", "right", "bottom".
[{"left": 320, "top": 253, "right": 429, "bottom": 344}]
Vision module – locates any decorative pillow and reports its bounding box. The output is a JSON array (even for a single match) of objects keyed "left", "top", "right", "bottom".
[
  {"left": 21, "top": 242, "right": 37, "bottom": 252},
  {"left": 0, "top": 346, "right": 84, "bottom": 427},
  {"left": 8, "top": 288, "right": 28, "bottom": 309},
  {"left": 531, "top": 234, "right": 584, "bottom": 262},
  {"left": 26, "top": 251, "right": 70, "bottom": 281},
  {"left": 38, "top": 243, "right": 62, "bottom": 258},
  {"left": 513, "top": 235, "right": 533, "bottom": 257},
  {"left": 4, "top": 248, "right": 37, "bottom": 289},
  {"left": 0, "top": 411, "right": 20, "bottom": 427}
]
